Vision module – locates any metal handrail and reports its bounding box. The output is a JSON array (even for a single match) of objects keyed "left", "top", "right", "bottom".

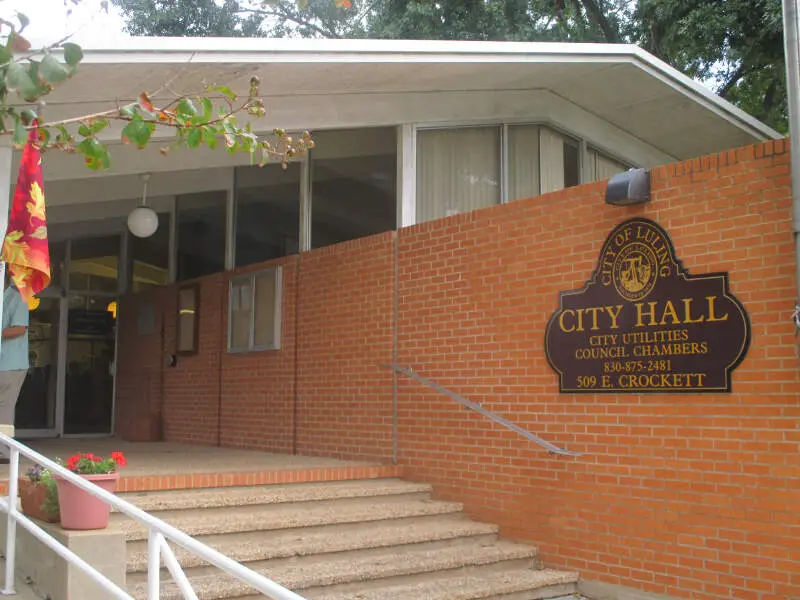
[
  {"left": 0, "top": 434, "right": 306, "bottom": 600},
  {"left": 384, "top": 364, "right": 583, "bottom": 457}
]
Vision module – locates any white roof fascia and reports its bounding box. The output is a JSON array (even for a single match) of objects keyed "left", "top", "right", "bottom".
[{"left": 49, "top": 38, "right": 778, "bottom": 141}]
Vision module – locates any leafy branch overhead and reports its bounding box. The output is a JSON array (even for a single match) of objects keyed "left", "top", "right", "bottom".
[{"left": 0, "top": 3, "right": 314, "bottom": 170}]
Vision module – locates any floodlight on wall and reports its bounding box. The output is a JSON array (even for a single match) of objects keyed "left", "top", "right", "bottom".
[
  {"left": 127, "top": 173, "right": 159, "bottom": 238},
  {"left": 605, "top": 168, "right": 651, "bottom": 206}
]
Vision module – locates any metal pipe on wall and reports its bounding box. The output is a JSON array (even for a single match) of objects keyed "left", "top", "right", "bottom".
[{"left": 782, "top": 0, "right": 800, "bottom": 303}]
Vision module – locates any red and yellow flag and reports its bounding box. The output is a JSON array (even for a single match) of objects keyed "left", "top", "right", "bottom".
[{"left": 1, "top": 124, "right": 51, "bottom": 302}]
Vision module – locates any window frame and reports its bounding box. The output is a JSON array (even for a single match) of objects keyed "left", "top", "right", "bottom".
[
  {"left": 414, "top": 120, "right": 637, "bottom": 210},
  {"left": 227, "top": 267, "right": 283, "bottom": 354}
]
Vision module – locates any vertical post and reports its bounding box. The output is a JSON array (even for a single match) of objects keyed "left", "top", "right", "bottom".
[
  {"left": 500, "top": 124, "right": 509, "bottom": 204},
  {"left": 299, "top": 155, "right": 312, "bottom": 252},
  {"left": 147, "top": 529, "right": 161, "bottom": 600},
  {"left": 0, "top": 146, "right": 13, "bottom": 359},
  {"left": 3, "top": 448, "right": 19, "bottom": 595},
  {"left": 168, "top": 196, "right": 177, "bottom": 283},
  {"left": 224, "top": 169, "right": 236, "bottom": 271},
  {"left": 396, "top": 124, "right": 417, "bottom": 228},
  {"left": 782, "top": 0, "right": 800, "bottom": 303}
]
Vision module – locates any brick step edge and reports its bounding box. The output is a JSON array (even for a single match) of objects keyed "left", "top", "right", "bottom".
[{"left": 0, "top": 464, "right": 403, "bottom": 495}]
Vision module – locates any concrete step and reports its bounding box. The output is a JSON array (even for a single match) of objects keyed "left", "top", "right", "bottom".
[
  {"left": 126, "top": 537, "right": 540, "bottom": 600},
  {"left": 126, "top": 514, "right": 500, "bottom": 573},
  {"left": 114, "top": 494, "right": 463, "bottom": 541},
  {"left": 302, "top": 567, "right": 580, "bottom": 600},
  {"left": 118, "top": 478, "right": 432, "bottom": 512}
]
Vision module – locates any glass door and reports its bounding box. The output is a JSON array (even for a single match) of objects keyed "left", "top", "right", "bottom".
[
  {"left": 15, "top": 293, "right": 65, "bottom": 438},
  {"left": 63, "top": 294, "right": 117, "bottom": 436}
]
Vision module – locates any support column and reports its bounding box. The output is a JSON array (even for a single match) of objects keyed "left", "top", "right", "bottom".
[
  {"left": 167, "top": 195, "right": 177, "bottom": 283},
  {"left": 224, "top": 168, "right": 236, "bottom": 270},
  {"left": 0, "top": 146, "right": 13, "bottom": 365},
  {"left": 299, "top": 155, "right": 312, "bottom": 252},
  {"left": 782, "top": 0, "right": 800, "bottom": 303},
  {"left": 396, "top": 124, "right": 417, "bottom": 228}
]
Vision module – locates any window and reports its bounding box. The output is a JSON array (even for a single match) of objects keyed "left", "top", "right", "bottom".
[
  {"left": 130, "top": 212, "right": 170, "bottom": 292},
  {"left": 177, "top": 285, "right": 199, "bottom": 355},
  {"left": 69, "top": 236, "right": 121, "bottom": 294},
  {"left": 507, "top": 125, "right": 540, "bottom": 201},
  {"left": 235, "top": 163, "right": 301, "bottom": 267},
  {"left": 586, "top": 148, "right": 628, "bottom": 183},
  {"left": 416, "top": 126, "right": 501, "bottom": 223},
  {"left": 312, "top": 128, "right": 397, "bottom": 248},
  {"left": 540, "top": 127, "right": 581, "bottom": 194},
  {"left": 177, "top": 192, "right": 226, "bottom": 281},
  {"left": 228, "top": 268, "right": 282, "bottom": 352}
]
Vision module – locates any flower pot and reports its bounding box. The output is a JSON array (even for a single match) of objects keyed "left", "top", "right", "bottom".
[
  {"left": 55, "top": 472, "right": 120, "bottom": 531},
  {"left": 18, "top": 478, "right": 59, "bottom": 523}
]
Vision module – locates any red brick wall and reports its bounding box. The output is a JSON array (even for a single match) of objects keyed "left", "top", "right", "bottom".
[
  {"left": 219, "top": 256, "right": 298, "bottom": 453},
  {"left": 396, "top": 139, "right": 799, "bottom": 600},
  {"left": 295, "top": 234, "right": 395, "bottom": 461},
  {"left": 115, "top": 286, "right": 168, "bottom": 441},
  {"left": 115, "top": 138, "right": 799, "bottom": 600},
  {"left": 160, "top": 274, "right": 225, "bottom": 445}
]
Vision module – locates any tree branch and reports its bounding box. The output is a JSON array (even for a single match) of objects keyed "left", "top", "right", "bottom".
[
  {"left": 236, "top": 7, "right": 341, "bottom": 38},
  {"left": 717, "top": 64, "right": 746, "bottom": 98},
  {"left": 578, "top": 0, "right": 620, "bottom": 42}
]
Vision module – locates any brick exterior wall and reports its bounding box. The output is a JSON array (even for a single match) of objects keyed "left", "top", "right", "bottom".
[{"left": 115, "top": 138, "right": 799, "bottom": 600}]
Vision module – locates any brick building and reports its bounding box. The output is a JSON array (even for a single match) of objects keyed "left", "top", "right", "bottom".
[{"left": 4, "top": 38, "right": 797, "bottom": 600}]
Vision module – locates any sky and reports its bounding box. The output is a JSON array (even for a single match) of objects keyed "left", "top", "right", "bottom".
[{"left": 0, "top": 0, "right": 128, "bottom": 47}]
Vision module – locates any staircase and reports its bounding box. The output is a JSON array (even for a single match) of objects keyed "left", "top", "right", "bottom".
[{"left": 114, "top": 478, "right": 579, "bottom": 600}]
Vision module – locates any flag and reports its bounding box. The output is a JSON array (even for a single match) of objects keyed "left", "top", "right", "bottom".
[{"left": 1, "top": 123, "right": 51, "bottom": 302}]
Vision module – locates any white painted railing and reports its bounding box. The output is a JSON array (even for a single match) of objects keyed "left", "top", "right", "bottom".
[{"left": 0, "top": 434, "right": 307, "bottom": 600}]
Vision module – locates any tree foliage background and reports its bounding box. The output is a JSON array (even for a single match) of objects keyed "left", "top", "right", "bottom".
[{"left": 113, "top": 0, "right": 789, "bottom": 133}]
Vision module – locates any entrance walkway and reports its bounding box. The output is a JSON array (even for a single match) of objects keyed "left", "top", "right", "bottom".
[{"left": 1, "top": 440, "right": 400, "bottom": 493}]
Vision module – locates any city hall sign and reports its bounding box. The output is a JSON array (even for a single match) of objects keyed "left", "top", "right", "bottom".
[{"left": 545, "top": 218, "right": 750, "bottom": 393}]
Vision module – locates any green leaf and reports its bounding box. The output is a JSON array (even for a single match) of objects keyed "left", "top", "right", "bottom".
[
  {"left": 212, "top": 85, "right": 237, "bottom": 102},
  {"left": 91, "top": 119, "right": 110, "bottom": 134},
  {"left": 122, "top": 119, "right": 154, "bottom": 149},
  {"left": 61, "top": 43, "right": 83, "bottom": 68},
  {"left": 177, "top": 98, "right": 197, "bottom": 118},
  {"left": 6, "top": 62, "right": 38, "bottom": 100},
  {"left": 78, "top": 124, "right": 92, "bottom": 137},
  {"left": 187, "top": 127, "right": 203, "bottom": 149},
  {"left": 19, "top": 109, "right": 37, "bottom": 126},
  {"left": 12, "top": 120, "right": 27, "bottom": 147},
  {"left": 39, "top": 54, "right": 71, "bottom": 84},
  {"left": 201, "top": 97, "right": 213, "bottom": 122},
  {"left": 203, "top": 129, "right": 218, "bottom": 150},
  {"left": 119, "top": 103, "right": 138, "bottom": 119}
]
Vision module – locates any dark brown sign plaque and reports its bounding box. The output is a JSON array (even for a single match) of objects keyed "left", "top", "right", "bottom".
[{"left": 545, "top": 218, "right": 750, "bottom": 393}]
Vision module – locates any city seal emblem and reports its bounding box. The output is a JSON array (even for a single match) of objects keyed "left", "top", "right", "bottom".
[{"left": 612, "top": 241, "right": 657, "bottom": 301}]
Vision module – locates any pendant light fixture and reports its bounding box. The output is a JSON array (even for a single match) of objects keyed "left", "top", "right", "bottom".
[{"left": 127, "top": 173, "right": 159, "bottom": 238}]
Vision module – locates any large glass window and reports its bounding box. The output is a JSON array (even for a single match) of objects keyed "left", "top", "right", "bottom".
[
  {"left": 177, "top": 192, "right": 226, "bottom": 281},
  {"left": 539, "top": 127, "right": 580, "bottom": 194},
  {"left": 586, "top": 148, "right": 628, "bottom": 182},
  {"left": 311, "top": 127, "right": 397, "bottom": 248},
  {"left": 228, "top": 268, "right": 282, "bottom": 352},
  {"left": 507, "top": 125, "right": 540, "bottom": 201},
  {"left": 130, "top": 212, "right": 170, "bottom": 292},
  {"left": 235, "top": 163, "right": 301, "bottom": 267},
  {"left": 416, "top": 127, "right": 501, "bottom": 223},
  {"left": 69, "top": 236, "right": 120, "bottom": 293}
]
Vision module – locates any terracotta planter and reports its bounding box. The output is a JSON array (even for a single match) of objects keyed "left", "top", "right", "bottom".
[
  {"left": 55, "top": 472, "right": 120, "bottom": 530},
  {"left": 18, "top": 478, "right": 59, "bottom": 523}
]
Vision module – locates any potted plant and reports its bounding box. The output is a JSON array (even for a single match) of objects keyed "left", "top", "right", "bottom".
[
  {"left": 55, "top": 451, "right": 127, "bottom": 531},
  {"left": 19, "top": 464, "right": 59, "bottom": 523}
]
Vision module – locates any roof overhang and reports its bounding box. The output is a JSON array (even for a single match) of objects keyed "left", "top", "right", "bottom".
[{"left": 22, "top": 38, "right": 777, "bottom": 163}]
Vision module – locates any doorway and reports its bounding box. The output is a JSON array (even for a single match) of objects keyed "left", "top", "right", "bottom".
[{"left": 14, "top": 236, "right": 121, "bottom": 439}]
